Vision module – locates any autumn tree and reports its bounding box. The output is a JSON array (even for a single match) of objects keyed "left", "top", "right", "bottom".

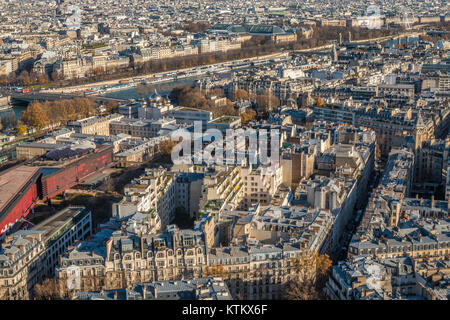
[
  {"left": 20, "top": 102, "right": 50, "bottom": 129},
  {"left": 0, "top": 288, "right": 8, "bottom": 300},
  {"left": 15, "top": 122, "right": 27, "bottom": 135},
  {"left": 240, "top": 109, "right": 257, "bottom": 123},
  {"left": 173, "top": 86, "right": 208, "bottom": 109},
  {"left": 104, "top": 101, "right": 119, "bottom": 113},
  {"left": 208, "top": 88, "right": 225, "bottom": 98},
  {"left": 232, "top": 89, "right": 249, "bottom": 101},
  {"left": 256, "top": 90, "right": 279, "bottom": 114},
  {"left": 284, "top": 251, "right": 332, "bottom": 300},
  {"left": 21, "top": 98, "right": 97, "bottom": 129},
  {"left": 33, "top": 278, "right": 69, "bottom": 300},
  {"left": 314, "top": 96, "right": 325, "bottom": 107},
  {"left": 203, "top": 264, "right": 227, "bottom": 278},
  {"left": 159, "top": 139, "right": 176, "bottom": 156},
  {"left": 209, "top": 99, "right": 236, "bottom": 118}
]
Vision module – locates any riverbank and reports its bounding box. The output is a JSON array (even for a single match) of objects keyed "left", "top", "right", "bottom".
[{"left": 40, "top": 31, "right": 423, "bottom": 96}]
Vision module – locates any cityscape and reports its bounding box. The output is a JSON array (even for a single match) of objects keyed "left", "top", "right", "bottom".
[{"left": 0, "top": 0, "right": 449, "bottom": 304}]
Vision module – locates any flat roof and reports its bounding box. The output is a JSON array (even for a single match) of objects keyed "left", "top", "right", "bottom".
[
  {"left": 210, "top": 116, "right": 240, "bottom": 124},
  {"left": 32, "top": 206, "right": 88, "bottom": 241},
  {"left": 176, "top": 107, "right": 209, "bottom": 113},
  {"left": 0, "top": 165, "right": 40, "bottom": 212}
]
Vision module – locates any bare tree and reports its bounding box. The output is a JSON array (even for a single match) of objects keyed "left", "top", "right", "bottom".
[
  {"left": 33, "top": 278, "right": 69, "bottom": 300},
  {"left": 284, "top": 251, "right": 332, "bottom": 300}
]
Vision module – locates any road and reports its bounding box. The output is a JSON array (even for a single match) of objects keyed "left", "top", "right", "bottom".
[
  {"left": 292, "top": 31, "right": 423, "bottom": 54},
  {"left": 3, "top": 90, "right": 127, "bottom": 105},
  {"left": 3, "top": 31, "right": 423, "bottom": 99},
  {"left": 335, "top": 162, "right": 384, "bottom": 262},
  {"left": 41, "top": 51, "right": 289, "bottom": 94}
]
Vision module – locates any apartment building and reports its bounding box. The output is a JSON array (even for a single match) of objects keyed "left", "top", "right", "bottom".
[
  {"left": 67, "top": 114, "right": 124, "bottom": 136},
  {"left": 325, "top": 255, "right": 447, "bottom": 300},
  {"left": 240, "top": 164, "right": 282, "bottom": 209},
  {"left": 113, "top": 168, "right": 176, "bottom": 228},
  {"left": 314, "top": 105, "right": 434, "bottom": 158},
  {"left": 72, "top": 277, "right": 232, "bottom": 300},
  {"left": 109, "top": 118, "right": 177, "bottom": 138},
  {"left": 0, "top": 207, "right": 91, "bottom": 299},
  {"left": 114, "top": 136, "right": 169, "bottom": 167},
  {"left": 56, "top": 226, "right": 208, "bottom": 292},
  {"left": 169, "top": 107, "right": 212, "bottom": 126},
  {"left": 199, "top": 166, "right": 243, "bottom": 211},
  {"left": 175, "top": 172, "right": 204, "bottom": 219},
  {"left": 281, "top": 146, "right": 315, "bottom": 187}
]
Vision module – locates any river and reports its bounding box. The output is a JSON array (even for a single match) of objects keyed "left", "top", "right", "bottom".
[{"left": 11, "top": 76, "right": 203, "bottom": 121}]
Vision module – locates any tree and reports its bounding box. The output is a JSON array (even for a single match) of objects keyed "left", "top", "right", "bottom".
[
  {"left": 210, "top": 99, "right": 236, "bottom": 118},
  {"left": 159, "top": 139, "right": 176, "bottom": 156},
  {"left": 0, "top": 288, "right": 8, "bottom": 300},
  {"left": 203, "top": 264, "right": 227, "bottom": 278},
  {"left": 1, "top": 110, "right": 17, "bottom": 129},
  {"left": 284, "top": 251, "right": 332, "bottom": 300},
  {"left": 240, "top": 109, "right": 257, "bottom": 123},
  {"left": 256, "top": 90, "right": 279, "bottom": 114},
  {"left": 20, "top": 102, "right": 50, "bottom": 129},
  {"left": 33, "top": 278, "right": 68, "bottom": 300},
  {"left": 21, "top": 98, "right": 97, "bottom": 128},
  {"left": 16, "top": 122, "right": 27, "bottom": 135},
  {"left": 314, "top": 96, "right": 325, "bottom": 107},
  {"left": 105, "top": 101, "right": 119, "bottom": 113},
  {"left": 232, "top": 89, "right": 249, "bottom": 101}
]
